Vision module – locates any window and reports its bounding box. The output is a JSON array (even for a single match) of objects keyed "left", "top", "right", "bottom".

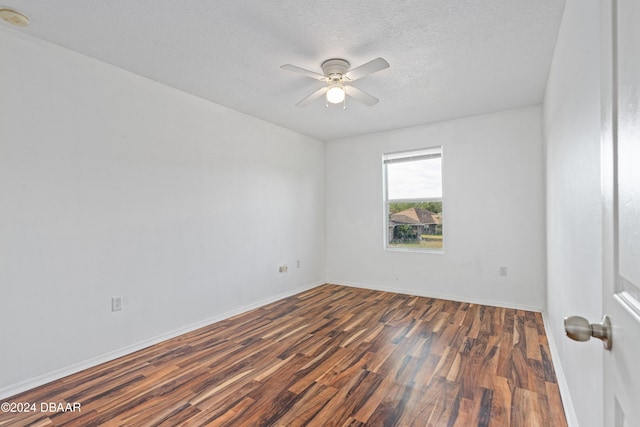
[{"left": 383, "top": 146, "right": 443, "bottom": 251}]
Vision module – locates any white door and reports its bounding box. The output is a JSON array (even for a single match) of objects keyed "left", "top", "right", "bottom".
[{"left": 601, "top": 0, "right": 640, "bottom": 426}]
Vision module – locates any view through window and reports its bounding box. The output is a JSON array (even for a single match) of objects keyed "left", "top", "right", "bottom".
[{"left": 384, "top": 147, "right": 443, "bottom": 251}]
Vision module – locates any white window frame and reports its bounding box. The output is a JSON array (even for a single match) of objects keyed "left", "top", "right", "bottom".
[{"left": 383, "top": 146, "right": 444, "bottom": 253}]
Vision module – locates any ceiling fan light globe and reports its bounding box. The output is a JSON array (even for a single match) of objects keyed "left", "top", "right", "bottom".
[{"left": 326, "top": 86, "right": 345, "bottom": 104}]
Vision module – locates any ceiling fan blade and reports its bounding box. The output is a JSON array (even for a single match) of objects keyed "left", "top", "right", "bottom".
[
  {"left": 296, "top": 86, "right": 328, "bottom": 107},
  {"left": 344, "top": 57, "right": 390, "bottom": 81},
  {"left": 344, "top": 85, "right": 379, "bottom": 106},
  {"left": 281, "top": 64, "right": 326, "bottom": 80}
]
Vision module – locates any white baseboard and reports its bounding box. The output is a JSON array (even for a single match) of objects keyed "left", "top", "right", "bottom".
[
  {"left": 541, "top": 311, "right": 579, "bottom": 427},
  {"left": 330, "top": 279, "right": 544, "bottom": 312},
  {"left": 0, "top": 280, "right": 324, "bottom": 400}
]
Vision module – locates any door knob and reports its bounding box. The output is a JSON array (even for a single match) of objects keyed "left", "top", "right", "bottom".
[{"left": 564, "top": 315, "right": 612, "bottom": 350}]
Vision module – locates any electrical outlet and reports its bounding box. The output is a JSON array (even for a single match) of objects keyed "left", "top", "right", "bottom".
[
  {"left": 279, "top": 265, "right": 288, "bottom": 273},
  {"left": 296, "top": 260, "right": 301, "bottom": 268},
  {"left": 111, "top": 296, "right": 123, "bottom": 312},
  {"left": 499, "top": 266, "right": 508, "bottom": 277}
]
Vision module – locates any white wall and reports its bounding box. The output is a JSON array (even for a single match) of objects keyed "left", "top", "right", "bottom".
[
  {"left": 0, "top": 28, "right": 325, "bottom": 396},
  {"left": 543, "top": 1, "right": 602, "bottom": 426},
  {"left": 325, "top": 106, "right": 546, "bottom": 310}
]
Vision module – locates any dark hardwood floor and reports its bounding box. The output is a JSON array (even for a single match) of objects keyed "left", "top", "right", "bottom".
[{"left": 1, "top": 284, "right": 567, "bottom": 426}]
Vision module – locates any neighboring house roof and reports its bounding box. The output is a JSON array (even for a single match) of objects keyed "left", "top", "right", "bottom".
[{"left": 390, "top": 208, "right": 442, "bottom": 225}]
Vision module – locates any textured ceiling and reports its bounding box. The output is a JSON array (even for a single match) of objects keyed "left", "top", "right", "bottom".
[{"left": 1, "top": 0, "right": 566, "bottom": 141}]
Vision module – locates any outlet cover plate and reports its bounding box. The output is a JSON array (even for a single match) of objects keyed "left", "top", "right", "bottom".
[{"left": 111, "top": 296, "right": 123, "bottom": 311}]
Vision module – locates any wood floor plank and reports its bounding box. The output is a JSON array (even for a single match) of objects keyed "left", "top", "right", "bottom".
[
  {"left": 272, "top": 382, "right": 337, "bottom": 427},
  {"left": 1, "top": 284, "right": 567, "bottom": 426}
]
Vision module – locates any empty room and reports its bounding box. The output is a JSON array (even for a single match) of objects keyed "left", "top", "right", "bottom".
[{"left": 1, "top": 0, "right": 639, "bottom": 426}]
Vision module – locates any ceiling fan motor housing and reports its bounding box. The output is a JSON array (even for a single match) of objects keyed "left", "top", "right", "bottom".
[{"left": 322, "top": 59, "right": 350, "bottom": 81}]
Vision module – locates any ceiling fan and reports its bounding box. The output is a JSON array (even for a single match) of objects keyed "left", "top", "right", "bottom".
[{"left": 281, "top": 57, "right": 390, "bottom": 108}]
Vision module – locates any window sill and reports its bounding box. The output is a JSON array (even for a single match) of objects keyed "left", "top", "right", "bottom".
[{"left": 385, "top": 247, "right": 444, "bottom": 254}]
